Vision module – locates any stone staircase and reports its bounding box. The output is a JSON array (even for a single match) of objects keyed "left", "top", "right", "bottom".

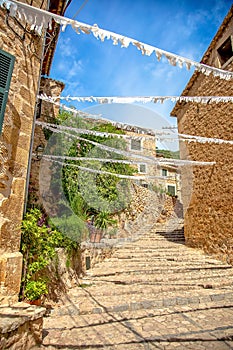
[{"left": 39, "top": 224, "right": 233, "bottom": 349}]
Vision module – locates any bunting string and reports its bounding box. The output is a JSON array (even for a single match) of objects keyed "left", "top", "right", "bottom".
[
  {"left": 37, "top": 123, "right": 216, "bottom": 166},
  {"left": 1, "top": 0, "right": 233, "bottom": 80},
  {"left": 38, "top": 95, "right": 233, "bottom": 141},
  {"left": 41, "top": 156, "right": 176, "bottom": 180},
  {"left": 42, "top": 94, "right": 233, "bottom": 105},
  {"left": 35, "top": 120, "right": 155, "bottom": 140},
  {"left": 40, "top": 154, "right": 215, "bottom": 167},
  {"left": 38, "top": 95, "right": 102, "bottom": 119},
  {"left": 36, "top": 119, "right": 233, "bottom": 146}
]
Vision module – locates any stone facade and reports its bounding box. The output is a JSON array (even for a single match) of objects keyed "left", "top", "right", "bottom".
[
  {"left": 0, "top": 0, "right": 70, "bottom": 307},
  {"left": 156, "top": 163, "right": 181, "bottom": 198},
  {"left": 125, "top": 129, "right": 157, "bottom": 187},
  {"left": 0, "top": 0, "right": 48, "bottom": 306},
  {"left": 171, "top": 6, "right": 233, "bottom": 263}
]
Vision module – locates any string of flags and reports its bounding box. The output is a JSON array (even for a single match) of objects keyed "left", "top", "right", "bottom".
[
  {"left": 40, "top": 154, "right": 216, "bottom": 167},
  {"left": 1, "top": 0, "right": 233, "bottom": 80},
  {"left": 36, "top": 117, "right": 233, "bottom": 146},
  {"left": 41, "top": 156, "right": 176, "bottom": 181},
  {"left": 37, "top": 122, "right": 216, "bottom": 167},
  {"left": 35, "top": 120, "right": 155, "bottom": 140},
  {"left": 41, "top": 94, "right": 233, "bottom": 105}
]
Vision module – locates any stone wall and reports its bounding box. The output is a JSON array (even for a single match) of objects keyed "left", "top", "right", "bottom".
[
  {"left": 0, "top": 303, "right": 45, "bottom": 349},
  {"left": 0, "top": 0, "right": 47, "bottom": 306},
  {"left": 29, "top": 77, "right": 64, "bottom": 208},
  {"left": 171, "top": 7, "right": 233, "bottom": 263}
]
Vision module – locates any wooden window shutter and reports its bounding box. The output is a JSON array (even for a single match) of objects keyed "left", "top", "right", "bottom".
[{"left": 0, "top": 49, "right": 15, "bottom": 133}]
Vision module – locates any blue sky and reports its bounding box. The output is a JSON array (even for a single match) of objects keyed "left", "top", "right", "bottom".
[{"left": 49, "top": 0, "right": 232, "bottom": 137}]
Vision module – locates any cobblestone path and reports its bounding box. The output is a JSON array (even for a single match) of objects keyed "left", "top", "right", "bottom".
[{"left": 38, "top": 225, "right": 233, "bottom": 349}]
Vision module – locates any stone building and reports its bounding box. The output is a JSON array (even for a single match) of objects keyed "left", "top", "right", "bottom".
[
  {"left": 124, "top": 126, "right": 157, "bottom": 187},
  {"left": 156, "top": 163, "right": 181, "bottom": 198},
  {"left": 0, "top": 0, "right": 71, "bottom": 347},
  {"left": 171, "top": 6, "right": 233, "bottom": 263},
  {"left": 0, "top": 0, "right": 71, "bottom": 349},
  {"left": 123, "top": 126, "right": 181, "bottom": 195}
]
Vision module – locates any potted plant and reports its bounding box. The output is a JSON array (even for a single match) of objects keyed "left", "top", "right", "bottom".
[
  {"left": 92, "top": 211, "right": 117, "bottom": 243},
  {"left": 24, "top": 279, "right": 48, "bottom": 306}
]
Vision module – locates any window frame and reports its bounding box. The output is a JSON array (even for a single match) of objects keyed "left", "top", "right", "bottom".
[
  {"left": 167, "top": 185, "right": 176, "bottom": 196},
  {"left": 138, "top": 163, "right": 147, "bottom": 173},
  {"left": 217, "top": 35, "right": 233, "bottom": 68},
  {"left": 162, "top": 168, "right": 168, "bottom": 177},
  {"left": 130, "top": 138, "right": 142, "bottom": 151}
]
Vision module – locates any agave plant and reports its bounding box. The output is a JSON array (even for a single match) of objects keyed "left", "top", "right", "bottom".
[{"left": 94, "top": 211, "right": 117, "bottom": 231}]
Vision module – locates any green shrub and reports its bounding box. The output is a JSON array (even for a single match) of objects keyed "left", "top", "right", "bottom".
[
  {"left": 20, "top": 208, "right": 79, "bottom": 301},
  {"left": 24, "top": 279, "right": 48, "bottom": 301}
]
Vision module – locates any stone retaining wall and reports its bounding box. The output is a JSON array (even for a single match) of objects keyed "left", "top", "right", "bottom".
[{"left": 0, "top": 303, "right": 46, "bottom": 349}]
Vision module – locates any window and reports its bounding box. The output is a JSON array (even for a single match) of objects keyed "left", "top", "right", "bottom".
[
  {"left": 162, "top": 169, "right": 168, "bottom": 177},
  {"left": 141, "top": 182, "right": 148, "bottom": 188},
  {"left": 167, "top": 185, "right": 176, "bottom": 196},
  {"left": 139, "top": 163, "right": 146, "bottom": 173},
  {"left": 0, "top": 49, "right": 15, "bottom": 133},
  {"left": 131, "top": 139, "right": 141, "bottom": 151},
  {"left": 217, "top": 36, "right": 233, "bottom": 67}
]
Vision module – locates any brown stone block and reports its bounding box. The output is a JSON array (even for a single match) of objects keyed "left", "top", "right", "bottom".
[
  {"left": 0, "top": 221, "right": 21, "bottom": 253},
  {"left": 12, "top": 178, "right": 26, "bottom": 197},
  {"left": 1, "top": 194, "right": 24, "bottom": 238},
  {"left": 14, "top": 147, "right": 30, "bottom": 168},
  {"left": 2, "top": 125, "right": 20, "bottom": 146},
  {"left": 0, "top": 252, "right": 22, "bottom": 300},
  {"left": 20, "top": 86, "right": 33, "bottom": 104},
  {"left": 17, "top": 70, "right": 30, "bottom": 88},
  {"left": 0, "top": 257, "right": 6, "bottom": 284},
  {"left": 8, "top": 160, "right": 27, "bottom": 178},
  {"left": 12, "top": 96, "right": 23, "bottom": 113},
  {"left": 18, "top": 133, "right": 31, "bottom": 151},
  {"left": 22, "top": 102, "right": 35, "bottom": 120},
  {"left": 20, "top": 116, "right": 33, "bottom": 135}
]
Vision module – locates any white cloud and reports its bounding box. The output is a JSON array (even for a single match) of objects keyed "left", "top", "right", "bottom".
[
  {"left": 67, "top": 60, "right": 83, "bottom": 78},
  {"left": 58, "top": 37, "right": 77, "bottom": 57},
  {"left": 56, "top": 58, "right": 83, "bottom": 78}
]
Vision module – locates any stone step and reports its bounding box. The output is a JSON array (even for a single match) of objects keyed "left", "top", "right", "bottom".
[
  {"left": 80, "top": 274, "right": 233, "bottom": 291},
  {"left": 138, "top": 237, "right": 185, "bottom": 241},
  {"left": 98, "top": 253, "right": 230, "bottom": 265},
  {"left": 41, "top": 298, "right": 233, "bottom": 349},
  {"left": 80, "top": 277, "right": 233, "bottom": 296},
  {"left": 41, "top": 217, "right": 233, "bottom": 349},
  {"left": 50, "top": 288, "right": 233, "bottom": 317},
  {"left": 85, "top": 267, "right": 233, "bottom": 281},
  {"left": 90, "top": 264, "right": 233, "bottom": 274},
  {"left": 112, "top": 252, "right": 222, "bottom": 260}
]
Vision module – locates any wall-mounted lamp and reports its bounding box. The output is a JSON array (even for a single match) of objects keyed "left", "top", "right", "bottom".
[{"left": 35, "top": 144, "right": 45, "bottom": 160}]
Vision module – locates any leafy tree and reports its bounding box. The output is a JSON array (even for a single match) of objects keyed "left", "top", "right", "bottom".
[{"left": 61, "top": 119, "right": 135, "bottom": 227}]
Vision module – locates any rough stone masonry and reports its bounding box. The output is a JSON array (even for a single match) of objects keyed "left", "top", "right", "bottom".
[{"left": 171, "top": 6, "right": 233, "bottom": 264}]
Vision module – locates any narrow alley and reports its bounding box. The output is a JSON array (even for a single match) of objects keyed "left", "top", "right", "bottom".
[{"left": 38, "top": 224, "right": 233, "bottom": 349}]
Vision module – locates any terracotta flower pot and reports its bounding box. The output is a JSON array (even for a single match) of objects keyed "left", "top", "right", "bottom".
[
  {"left": 90, "top": 230, "right": 102, "bottom": 243},
  {"left": 27, "top": 298, "right": 42, "bottom": 306}
]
